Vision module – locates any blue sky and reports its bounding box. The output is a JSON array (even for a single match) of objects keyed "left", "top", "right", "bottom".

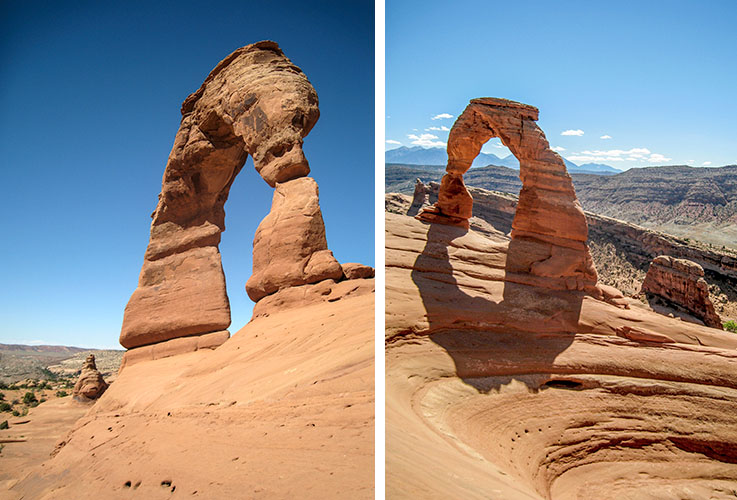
[
  {"left": 0, "top": 0, "right": 374, "bottom": 348},
  {"left": 386, "top": 0, "right": 737, "bottom": 170}
]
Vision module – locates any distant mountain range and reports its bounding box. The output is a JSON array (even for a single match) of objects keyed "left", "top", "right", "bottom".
[{"left": 385, "top": 146, "right": 622, "bottom": 175}]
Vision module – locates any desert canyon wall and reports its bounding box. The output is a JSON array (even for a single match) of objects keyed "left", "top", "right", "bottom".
[{"left": 387, "top": 98, "right": 737, "bottom": 499}]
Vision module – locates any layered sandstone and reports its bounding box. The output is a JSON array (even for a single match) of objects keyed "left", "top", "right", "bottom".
[
  {"left": 418, "top": 98, "right": 597, "bottom": 292},
  {"left": 641, "top": 255, "right": 723, "bottom": 329},
  {"left": 388, "top": 99, "right": 737, "bottom": 499},
  {"left": 120, "top": 41, "right": 357, "bottom": 355},
  {"left": 72, "top": 355, "right": 108, "bottom": 401},
  {"left": 246, "top": 177, "right": 342, "bottom": 301}
]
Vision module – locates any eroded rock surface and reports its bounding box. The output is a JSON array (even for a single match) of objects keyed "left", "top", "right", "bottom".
[
  {"left": 418, "top": 98, "right": 597, "bottom": 293},
  {"left": 388, "top": 98, "right": 737, "bottom": 499},
  {"left": 120, "top": 41, "right": 363, "bottom": 354},
  {"left": 641, "top": 255, "right": 723, "bottom": 329},
  {"left": 246, "top": 177, "right": 342, "bottom": 301},
  {"left": 72, "top": 355, "right": 109, "bottom": 401}
]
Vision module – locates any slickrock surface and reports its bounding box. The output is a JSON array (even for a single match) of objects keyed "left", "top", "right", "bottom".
[
  {"left": 391, "top": 184, "right": 737, "bottom": 322},
  {"left": 8, "top": 289, "right": 374, "bottom": 500},
  {"left": 419, "top": 98, "right": 597, "bottom": 292},
  {"left": 386, "top": 211, "right": 737, "bottom": 499},
  {"left": 641, "top": 255, "right": 723, "bottom": 329},
  {"left": 71, "top": 354, "right": 109, "bottom": 401}
]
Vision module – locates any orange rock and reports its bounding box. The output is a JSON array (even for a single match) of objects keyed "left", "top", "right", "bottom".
[
  {"left": 418, "top": 97, "right": 597, "bottom": 290},
  {"left": 72, "top": 355, "right": 109, "bottom": 401},
  {"left": 246, "top": 177, "right": 343, "bottom": 302},
  {"left": 120, "top": 42, "right": 328, "bottom": 350},
  {"left": 641, "top": 255, "right": 723, "bottom": 329}
]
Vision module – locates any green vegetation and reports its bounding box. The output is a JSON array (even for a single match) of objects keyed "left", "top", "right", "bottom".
[
  {"left": 725, "top": 320, "right": 737, "bottom": 333},
  {"left": 11, "top": 410, "right": 19, "bottom": 417},
  {"left": 56, "top": 390, "right": 68, "bottom": 398},
  {"left": 40, "top": 368, "right": 58, "bottom": 381},
  {"left": 0, "top": 392, "right": 4, "bottom": 401},
  {"left": 0, "top": 420, "right": 8, "bottom": 430},
  {"left": 0, "top": 402, "right": 11, "bottom": 412},
  {"left": 22, "top": 392, "right": 37, "bottom": 405}
]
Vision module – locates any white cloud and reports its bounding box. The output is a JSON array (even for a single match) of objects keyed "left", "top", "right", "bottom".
[
  {"left": 386, "top": 139, "right": 401, "bottom": 145},
  {"left": 552, "top": 146, "right": 566, "bottom": 152},
  {"left": 568, "top": 147, "right": 670, "bottom": 164},
  {"left": 646, "top": 153, "right": 671, "bottom": 163},
  {"left": 561, "top": 129, "right": 585, "bottom": 136},
  {"left": 29, "top": 339, "right": 48, "bottom": 345},
  {"left": 431, "top": 113, "right": 453, "bottom": 120},
  {"left": 426, "top": 126, "right": 450, "bottom": 132},
  {"left": 408, "top": 133, "right": 445, "bottom": 148},
  {"left": 702, "top": 161, "right": 712, "bottom": 166},
  {"left": 600, "top": 135, "right": 612, "bottom": 139}
]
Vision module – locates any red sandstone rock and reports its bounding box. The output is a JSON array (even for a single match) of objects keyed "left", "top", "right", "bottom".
[
  {"left": 246, "top": 177, "right": 342, "bottom": 301},
  {"left": 120, "top": 42, "right": 337, "bottom": 350},
  {"left": 342, "top": 263, "right": 375, "bottom": 279},
  {"left": 641, "top": 255, "right": 723, "bottom": 329},
  {"left": 419, "top": 98, "right": 597, "bottom": 292},
  {"left": 72, "top": 355, "right": 109, "bottom": 401}
]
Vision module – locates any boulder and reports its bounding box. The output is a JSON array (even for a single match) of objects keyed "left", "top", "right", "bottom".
[
  {"left": 341, "top": 263, "right": 375, "bottom": 280},
  {"left": 641, "top": 255, "right": 723, "bottom": 329},
  {"left": 72, "top": 355, "right": 108, "bottom": 401}
]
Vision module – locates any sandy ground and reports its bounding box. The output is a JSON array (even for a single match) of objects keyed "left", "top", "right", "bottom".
[
  {"left": 4, "top": 286, "right": 374, "bottom": 500},
  {"left": 0, "top": 397, "right": 90, "bottom": 492}
]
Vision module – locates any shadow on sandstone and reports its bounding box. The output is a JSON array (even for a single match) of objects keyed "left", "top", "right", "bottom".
[{"left": 411, "top": 223, "right": 582, "bottom": 393}]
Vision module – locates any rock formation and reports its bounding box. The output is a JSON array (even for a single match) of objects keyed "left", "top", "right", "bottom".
[
  {"left": 418, "top": 98, "right": 598, "bottom": 293},
  {"left": 641, "top": 255, "right": 723, "bottom": 329},
  {"left": 387, "top": 98, "right": 737, "bottom": 499},
  {"left": 72, "top": 355, "right": 108, "bottom": 401},
  {"left": 120, "top": 41, "right": 369, "bottom": 362}
]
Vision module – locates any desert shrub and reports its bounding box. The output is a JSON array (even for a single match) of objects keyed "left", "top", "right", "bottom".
[
  {"left": 39, "top": 398, "right": 46, "bottom": 404},
  {"left": 22, "top": 392, "right": 37, "bottom": 405},
  {"left": 0, "top": 402, "right": 11, "bottom": 412},
  {"left": 40, "top": 368, "right": 58, "bottom": 381},
  {"left": 0, "top": 420, "right": 8, "bottom": 430},
  {"left": 56, "top": 390, "right": 68, "bottom": 398},
  {"left": 11, "top": 410, "right": 19, "bottom": 417},
  {"left": 724, "top": 320, "right": 737, "bottom": 333},
  {"left": 0, "top": 382, "right": 7, "bottom": 390},
  {"left": 0, "top": 392, "right": 4, "bottom": 401}
]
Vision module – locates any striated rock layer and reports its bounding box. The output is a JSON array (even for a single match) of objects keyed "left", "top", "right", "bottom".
[
  {"left": 641, "top": 255, "right": 723, "bottom": 329},
  {"left": 418, "top": 98, "right": 597, "bottom": 292},
  {"left": 386, "top": 211, "right": 737, "bottom": 499},
  {"left": 120, "top": 41, "right": 355, "bottom": 354}
]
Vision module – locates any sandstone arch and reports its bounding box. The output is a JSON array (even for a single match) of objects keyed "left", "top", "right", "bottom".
[
  {"left": 120, "top": 41, "right": 345, "bottom": 353},
  {"left": 419, "top": 98, "right": 598, "bottom": 292}
]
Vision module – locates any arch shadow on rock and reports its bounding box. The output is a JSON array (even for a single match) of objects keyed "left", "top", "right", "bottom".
[{"left": 410, "top": 222, "right": 583, "bottom": 394}]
